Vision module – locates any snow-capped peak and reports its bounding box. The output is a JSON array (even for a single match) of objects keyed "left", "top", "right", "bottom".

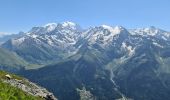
[
  {"left": 44, "top": 23, "right": 57, "bottom": 27},
  {"left": 114, "top": 26, "right": 125, "bottom": 33},
  {"left": 62, "top": 21, "right": 76, "bottom": 27},
  {"left": 60, "top": 21, "right": 81, "bottom": 30},
  {"left": 100, "top": 25, "right": 125, "bottom": 34},
  {"left": 130, "top": 26, "right": 164, "bottom": 36},
  {"left": 143, "top": 26, "right": 160, "bottom": 36},
  {"left": 44, "top": 21, "right": 81, "bottom": 32},
  {"left": 86, "top": 25, "right": 128, "bottom": 47},
  {"left": 101, "top": 25, "right": 113, "bottom": 30},
  {"left": 44, "top": 23, "right": 57, "bottom": 32},
  {"left": 129, "top": 26, "right": 170, "bottom": 40}
]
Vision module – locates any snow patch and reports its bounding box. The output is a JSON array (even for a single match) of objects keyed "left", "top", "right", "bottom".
[
  {"left": 122, "top": 42, "right": 135, "bottom": 56},
  {"left": 153, "top": 42, "right": 163, "bottom": 48}
]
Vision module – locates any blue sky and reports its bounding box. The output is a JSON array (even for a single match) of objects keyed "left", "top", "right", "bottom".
[{"left": 0, "top": 0, "right": 170, "bottom": 34}]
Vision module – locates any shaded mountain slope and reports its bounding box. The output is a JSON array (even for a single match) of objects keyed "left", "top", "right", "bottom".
[{"left": 0, "top": 48, "right": 27, "bottom": 72}]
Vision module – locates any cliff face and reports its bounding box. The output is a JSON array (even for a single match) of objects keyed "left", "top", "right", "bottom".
[{"left": 0, "top": 71, "right": 57, "bottom": 100}]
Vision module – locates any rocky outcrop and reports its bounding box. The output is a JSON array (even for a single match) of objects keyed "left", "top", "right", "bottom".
[{"left": 3, "top": 74, "right": 57, "bottom": 100}]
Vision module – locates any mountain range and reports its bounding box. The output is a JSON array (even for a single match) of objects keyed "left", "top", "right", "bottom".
[
  {"left": 1, "top": 22, "right": 170, "bottom": 100},
  {"left": 0, "top": 32, "right": 25, "bottom": 44}
]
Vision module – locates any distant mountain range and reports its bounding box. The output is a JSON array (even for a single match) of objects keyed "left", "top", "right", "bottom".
[
  {"left": 1, "top": 22, "right": 170, "bottom": 100},
  {"left": 0, "top": 32, "right": 25, "bottom": 44}
]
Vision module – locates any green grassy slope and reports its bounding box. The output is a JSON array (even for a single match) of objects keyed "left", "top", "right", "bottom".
[
  {"left": 0, "top": 82, "right": 43, "bottom": 100},
  {"left": 0, "top": 71, "right": 43, "bottom": 100}
]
